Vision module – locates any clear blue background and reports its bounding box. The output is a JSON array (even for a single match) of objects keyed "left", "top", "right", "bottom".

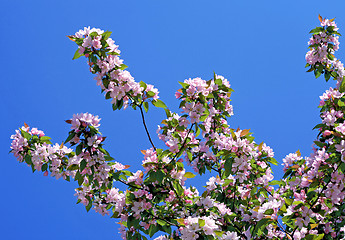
[{"left": 1, "top": 1, "right": 345, "bottom": 239}]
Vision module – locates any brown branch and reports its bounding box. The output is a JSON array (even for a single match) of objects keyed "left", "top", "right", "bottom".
[{"left": 138, "top": 104, "right": 156, "bottom": 150}]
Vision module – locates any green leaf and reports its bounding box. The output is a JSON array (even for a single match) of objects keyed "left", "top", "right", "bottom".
[
  {"left": 268, "top": 158, "right": 278, "bottom": 166},
  {"left": 164, "top": 108, "right": 171, "bottom": 118},
  {"left": 305, "top": 234, "right": 325, "bottom": 240},
  {"left": 314, "top": 69, "right": 322, "bottom": 79},
  {"left": 110, "top": 211, "right": 119, "bottom": 218},
  {"left": 306, "top": 67, "right": 314, "bottom": 72},
  {"left": 76, "top": 144, "right": 83, "bottom": 155},
  {"left": 127, "top": 216, "right": 140, "bottom": 229},
  {"left": 98, "top": 147, "right": 108, "bottom": 155},
  {"left": 78, "top": 173, "right": 84, "bottom": 185},
  {"left": 89, "top": 31, "right": 98, "bottom": 37},
  {"left": 102, "top": 31, "right": 112, "bottom": 40},
  {"left": 224, "top": 158, "right": 232, "bottom": 178},
  {"left": 41, "top": 163, "right": 48, "bottom": 172},
  {"left": 64, "top": 132, "right": 76, "bottom": 143},
  {"left": 339, "top": 162, "right": 345, "bottom": 174},
  {"left": 283, "top": 168, "right": 293, "bottom": 179},
  {"left": 307, "top": 190, "right": 317, "bottom": 201},
  {"left": 152, "top": 99, "right": 167, "bottom": 109},
  {"left": 285, "top": 198, "right": 293, "bottom": 206},
  {"left": 105, "top": 91, "right": 111, "bottom": 100},
  {"left": 172, "top": 181, "right": 184, "bottom": 195},
  {"left": 340, "top": 77, "right": 345, "bottom": 93},
  {"left": 156, "top": 219, "right": 166, "bottom": 226},
  {"left": 178, "top": 81, "right": 189, "bottom": 88},
  {"left": 143, "top": 102, "right": 149, "bottom": 113},
  {"left": 199, "top": 114, "right": 208, "bottom": 122},
  {"left": 326, "top": 26, "right": 335, "bottom": 33},
  {"left": 313, "top": 123, "right": 324, "bottom": 130},
  {"left": 24, "top": 154, "right": 32, "bottom": 165},
  {"left": 184, "top": 172, "right": 196, "bottom": 178},
  {"left": 119, "top": 64, "right": 128, "bottom": 70},
  {"left": 146, "top": 91, "right": 155, "bottom": 98},
  {"left": 148, "top": 224, "right": 159, "bottom": 237},
  {"left": 102, "top": 78, "right": 110, "bottom": 89},
  {"left": 195, "top": 124, "right": 200, "bottom": 137},
  {"left": 108, "top": 51, "right": 119, "bottom": 55},
  {"left": 72, "top": 48, "right": 83, "bottom": 60},
  {"left": 104, "top": 155, "right": 114, "bottom": 161},
  {"left": 40, "top": 137, "right": 52, "bottom": 144},
  {"left": 40, "top": 136, "right": 51, "bottom": 141},
  {"left": 85, "top": 200, "right": 92, "bottom": 212},
  {"left": 338, "top": 100, "right": 345, "bottom": 107},
  {"left": 325, "top": 71, "right": 331, "bottom": 81},
  {"left": 314, "top": 141, "right": 327, "bottom": 148},
  {"left": 198, "top": 219, "right": 205, "bottom": 227},
  {"left": 264, "top": 209, "right": 274, "bottom": 215},
  {"left": 152, "top": 170, "right": 165, "bottom": 183},
  {"left": 215, "top": 78, "right": 222, "bottom": 86},
  {"left": 116, "top": 98, "right": 123, "bottom": 110},
  {"left": 309, "top": 27, "right": 324, "bottom": 34},
  {"left": 255, "top": 218, "right": 270, "bottom": 233},
  {"left": 187, "top": 151, "right": 193, "bottom": 161},
  {"left": 21, "top": 129, "right": 32, "bottom": 140},
  {"left": 269, "top": 180, "right": 281, "bottom": 186},
  {"left": 67, "top": 164, "right": 79, "bottom": 171},
  {"left": 80, "top": 159, "right": 87, "bottom": 172},
  {"left": 139, "top": 81, "right": 147, "bottom": 90}
]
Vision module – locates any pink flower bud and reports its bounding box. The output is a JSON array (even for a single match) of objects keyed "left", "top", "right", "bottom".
[
  {"left": 323, "top": 130, "right": 332, "bottom": 137},
  {"left": 175, "top": 91, "right": 182, "bottom": 99}
]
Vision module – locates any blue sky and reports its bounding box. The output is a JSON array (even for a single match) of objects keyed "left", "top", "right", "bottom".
[{"left": 1, "top": 1, "right": 345, "bottom": 239}]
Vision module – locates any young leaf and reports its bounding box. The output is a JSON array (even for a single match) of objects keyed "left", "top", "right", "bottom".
[
  {"left": 119, "top": 64, "right": 128, "bottom": 70},
  {"left": 340, "top": 77, "right": 345, "bottom": 93},
  {"left": 172, "top": 181, "right": 184, "bottom": 195},
  {"left": 72, "top": 49, "right": 83, "bottom": 60},
  {"left": 143, "top": 102, "right": 149, "bottom": 113},
  {"left": 102, "top": 31, "right": 112, "bottom": 40},
  {"left": 314, "top": 69, "right": 322, "bottom": 78},
  {"left": 139, "top": 81, "right": 147, "bottom": 90},
  {"left": 40, "top": 136, "right": 52, "bottom": 144},
  {"left": 184, "top": 172, "right": 196, "bottom": 178},
  {"left": 178, "top": 81, "right": 189, "bottom": 88},
  {"left": 21, "top": 129, "right": 32, "bottom": 140},
  {"left": 268, "top": 158, "right": 278, "bottom": 166},
  {"left": 152, "top": 99, "right": 167, "bottom": 109},
  {"left": 296, "top": 149, "right": 301, "bottom": 157},
  {"left": 240, "top": 129, "right": 250, "bottom": 137}
]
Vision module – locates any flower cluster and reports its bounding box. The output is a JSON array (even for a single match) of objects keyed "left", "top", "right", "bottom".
[
  {"left": 272, "top": 16, "right": 345, "bottom": 239},
  {"left": 69, "top": 27, "right": 159, "bottom": 111},
  {"left": 306, "top": 15, "right": 344, "bottom": 88},
  {"left": 10, "top": 114, "right": 130, "bottom": 218}
]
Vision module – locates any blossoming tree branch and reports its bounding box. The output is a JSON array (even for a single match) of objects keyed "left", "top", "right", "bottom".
[{"left": 10, "top": 16, "right": 345, "bottom": 239}]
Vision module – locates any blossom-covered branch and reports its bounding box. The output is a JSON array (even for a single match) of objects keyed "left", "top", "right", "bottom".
[{"left": 10, "top": 16, "right": 345, "bottom": 240}]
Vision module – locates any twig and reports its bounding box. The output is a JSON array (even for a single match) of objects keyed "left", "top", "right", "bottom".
[{"left": 139, "top": 104, "right": 156, "bottom": 150}]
